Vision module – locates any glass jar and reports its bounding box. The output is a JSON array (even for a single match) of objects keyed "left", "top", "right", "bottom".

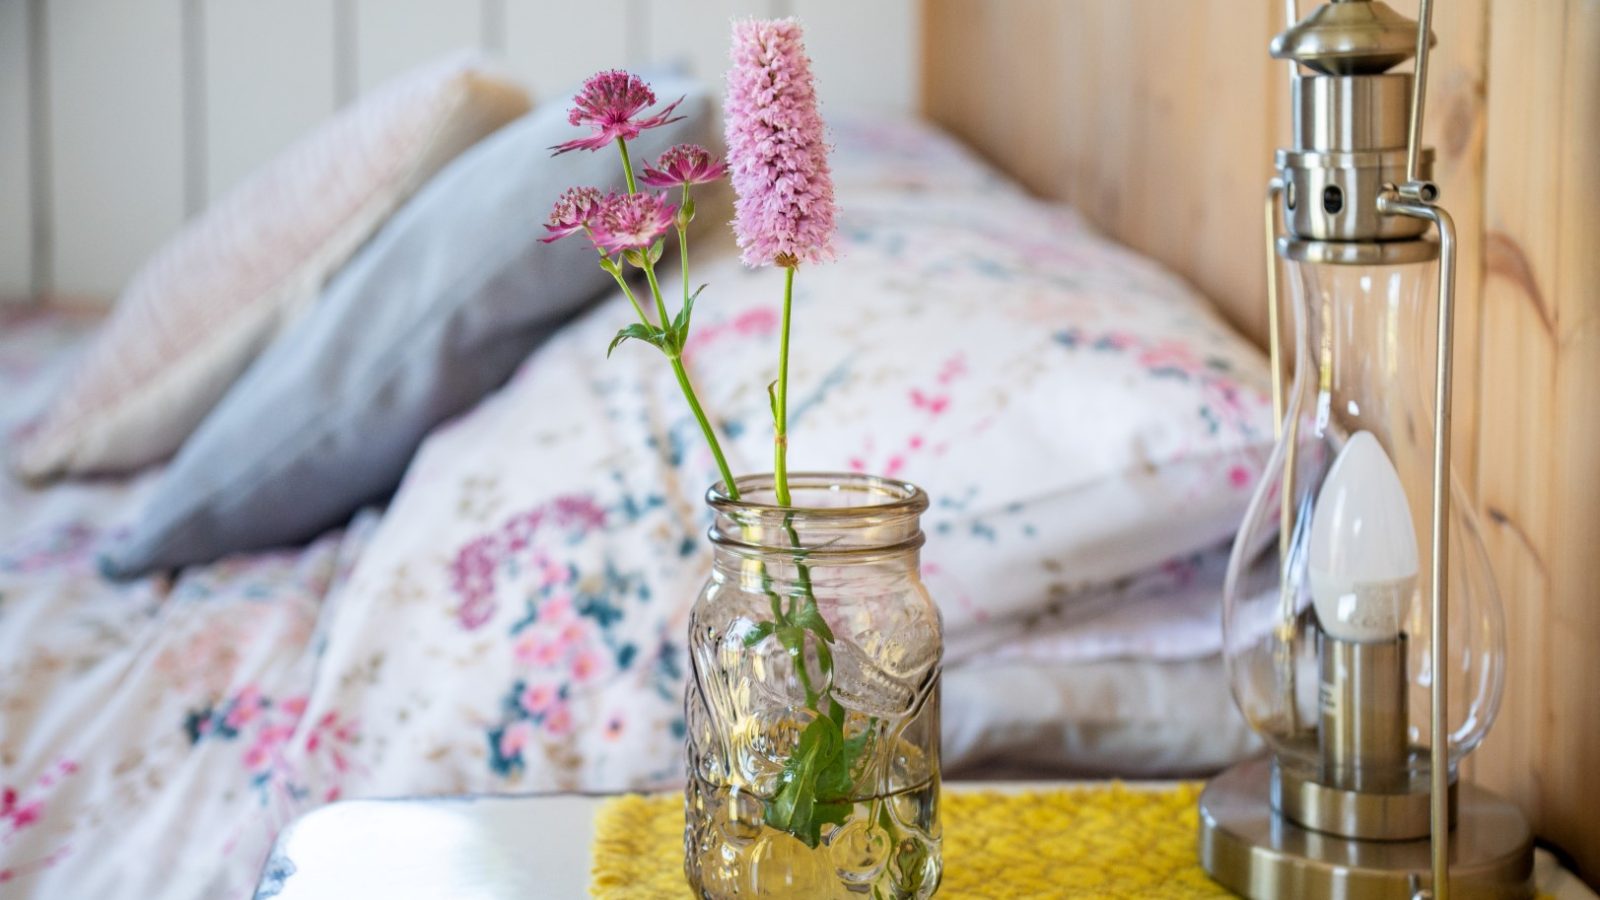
[{"left": 684, "top": 473, "right": 943, "bottom": 899}]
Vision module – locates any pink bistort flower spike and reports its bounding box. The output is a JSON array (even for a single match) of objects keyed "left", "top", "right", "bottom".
[
  {"left": 725, "top": 18, "right": 836, "bottom": 267},
  {"left": 640, "top": 144, "right": 729, "bottom": 187},
  {"left": 551, "top": 70, "right": 685, "bottom": 155},
  {"left": 541, "top": 186, "right": 604, "bottom": 243},
  {"left": 589, "top": 192, "right": 677, "bottom": 255}
]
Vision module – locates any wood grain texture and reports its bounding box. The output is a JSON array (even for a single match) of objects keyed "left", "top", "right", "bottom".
[{"left": 924, "top": 0, "right": 1597, "bottom": 884}]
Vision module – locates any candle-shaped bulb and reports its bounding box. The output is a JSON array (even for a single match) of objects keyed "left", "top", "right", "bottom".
[{"left": 1308, "top": 431, "right": 1419, "bottom": 642}]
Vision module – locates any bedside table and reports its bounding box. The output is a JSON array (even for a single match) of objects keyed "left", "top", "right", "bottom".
[{"left": 253, "top": 784, "right": 1596, "bottom": 899}]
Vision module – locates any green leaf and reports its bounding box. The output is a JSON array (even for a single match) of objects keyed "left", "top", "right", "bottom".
[
  {"left": 648, "top": 238, "right": 665, "bottom": 264},
  {"left": 623, "top": 248, "right": 646, "bottom": 268},
  {"left": 607, "top": 323, "right": 663, "bottom": 358},
  {"left": 767, "top": 379, "right": 780, "bottom": 423},
  {"left": 742, "top": 621, "right": 776, "bottom": 647},
  {"left": 682, "top": 196, "right": 696, "bottom": 224},
  {"left": 667, "top": 284, "right": 706, "bottom": 354},
  {"left": 765, "top": 713, "right": 851, "bottom": 848},
  {"left": 791, "top": 600, "right": 836, "bottom": 644}
]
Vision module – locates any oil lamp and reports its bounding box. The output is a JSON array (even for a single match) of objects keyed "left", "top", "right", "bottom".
[{"left": 1197, "top": 1, "right": 1535, "bottom": 897}]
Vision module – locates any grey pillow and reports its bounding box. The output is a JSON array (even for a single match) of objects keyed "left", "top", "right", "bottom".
[{"left": 103, "top": 75, "right": 714, "bottom": 577}]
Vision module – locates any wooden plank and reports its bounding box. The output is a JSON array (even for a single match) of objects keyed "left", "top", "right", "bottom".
[
  {"left": 502, "top": 0, "right": 633, "bottom": 100},
  {"left": 1475, "top": 0, "right": 1600, "bottom": 884},
  {"left": 791, "top": 0, "right": 916, "bottom": 113},
  {"left": 354, "top": 0, "right": 483, "bottom": 95},
  {"left": 46, "top": 0, "right": 186, "bottom": 301},
  {"left": 922, "top": 0, "right": 1278, "bottom": 346},
  {"left": 0, "top": 0, "right": 32, "bottom": 299},
  {"left": 1536, "top": 0, "right": 1600, "bottom": 882},
  {"left": 203, "top": 0, "right": 338, "bottom": 206}
]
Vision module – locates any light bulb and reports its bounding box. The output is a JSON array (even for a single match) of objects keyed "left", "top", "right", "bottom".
[{"left": 1308, "top": 431, "right": 1419, "bottom": 643}]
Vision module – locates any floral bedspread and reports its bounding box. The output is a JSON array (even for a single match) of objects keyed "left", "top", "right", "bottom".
[
  {"left": 0, "top": 117, "right": 1270, "bottom": 900},
  {"left": 0, "top": 309, "right": 380, "bottom": 898}
]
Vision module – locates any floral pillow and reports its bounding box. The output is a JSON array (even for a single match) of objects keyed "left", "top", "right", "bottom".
[{"left": 282, "top": 119, "right": 1274, "bottom": 798}]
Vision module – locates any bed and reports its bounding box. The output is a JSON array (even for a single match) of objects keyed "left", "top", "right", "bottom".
[{"left": 0, "top": 110, "right": 1270, "bottom": 898}]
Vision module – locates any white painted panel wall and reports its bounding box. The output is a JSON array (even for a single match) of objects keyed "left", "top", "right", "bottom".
[
  {"left": 0, "top": 0, "right": 31, "bottom": 300},
  {"left": 204, "top": 0, "right": 338, "bottom": 204},
  {"left": 354, "top": 0, "right": 482, "bottom": 94},
  {"left": 502, "top": 0, "right": 637, "bottom": 101},
  {"left": 647, "top": 0, "right": 770, "bottom": 90},
  {"left": 48, "top": 0, "right": 186, "bottom": 300},
  {"left": 19, "top": 0, "right": 917, "bottom": 306}
]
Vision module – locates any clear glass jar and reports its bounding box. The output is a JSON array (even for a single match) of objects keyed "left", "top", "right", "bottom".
[{"left": 684, "top": 473, "right": 943, "bottom": 899}]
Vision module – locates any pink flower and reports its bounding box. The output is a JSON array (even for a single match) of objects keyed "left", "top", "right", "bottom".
[
  {"left": 539, "top": 592, "right": 573, "bottom": 622},
  {"left": 10, "top": 801, "right": 41, "bottom": 830},
  {"left": 515, "top": 632, "right": 563, "bottom": 668},
  {"left": 725, "top": 18, "right": 836, "bottom": 267},
  {"left": 544, "top": 703, "right": 573, "bottom": 737},
  {"left": 589, "top": 192, "right": 676, "bottom": 254},
  {"left": 520, "top": 683, "right": 557, "bottom": 715},
  {"left": 499, "top": 720, "right": 534, "bottom": 758},
  {"left": 541, "top": 186, "right": 604, "bottom": 243},
  {"left": 552, "top": 70, "right": 684, "bottom": 155},
  {"left": 640, "top": 144, "right": 729, "bottom": 187},
  {"left": 570, "top": 650, "right": 602, "bottom": 683},
  {"left": 225, "top": 686, "right": 264, "bottom": 729}
]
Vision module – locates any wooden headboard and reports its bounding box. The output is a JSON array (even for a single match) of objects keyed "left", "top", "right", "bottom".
[{"left": 922, "top": 0, "right": 1599, "bottom": 883}]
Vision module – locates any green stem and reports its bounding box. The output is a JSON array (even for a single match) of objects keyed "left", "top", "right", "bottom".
[
  {"left": 616, "top": 137, "right": 638, "bottom": 195},
  {"left": 679, "top": 185, "right": 691, "bottom": 305},
  {"left": 603, "top": 267, "right": 653, "bottom": 330},
  {"left": 669, "top": 356, "right": 739, "bottom": 502},
  {"left": 641, "top": 260, "right": 673, "bottom": 336},
  {"left": 774, "top": 266, "right": 797, "bottom": 506}
]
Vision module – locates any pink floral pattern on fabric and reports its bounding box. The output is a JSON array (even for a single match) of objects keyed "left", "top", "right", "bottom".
[{"left": 0, "top": 116, "right": 1273, "bottom": 899}]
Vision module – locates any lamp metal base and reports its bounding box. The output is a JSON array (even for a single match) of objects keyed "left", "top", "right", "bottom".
[{"left": 1198, "top": 757, "right": 1534, "bottom": 900}]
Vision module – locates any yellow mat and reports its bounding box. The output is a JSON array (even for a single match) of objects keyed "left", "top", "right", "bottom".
[{"left": 592, "top": 783, "right": 1235, "bottom": 899}]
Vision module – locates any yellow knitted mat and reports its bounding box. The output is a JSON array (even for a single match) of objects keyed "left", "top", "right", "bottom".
[{"left": 592, "top": 783, "right": 1232, "bottom": 899}]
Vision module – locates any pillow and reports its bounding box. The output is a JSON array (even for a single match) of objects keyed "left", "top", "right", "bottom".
[
  {"left": 942, "top": 655, "right": 1260, "bottom": 778},
  {"left": 102, "top": 75, "right": 717, "bottom": 578},
  {"left": 230, "top": 120, "right": 1276, "bottom": 799},
  {"left": 10, "top": 55, "right": 530, "bottom": 481}
]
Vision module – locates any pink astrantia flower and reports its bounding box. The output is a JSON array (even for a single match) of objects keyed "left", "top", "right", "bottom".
[
  {"left": 552, "top": 70, "right": 684, "bottom": 155},
  {"left": 640, "top": 144, "right": 729, "bottom": 187},
  {"left": 589, "top": 191, "right": 677, "bottom": 255},
  {"left": 541, "top": 186, "right": 603, "bottom": 243},
  {"left": 724, "top": 18, "right": 836, "bottom": 267}
]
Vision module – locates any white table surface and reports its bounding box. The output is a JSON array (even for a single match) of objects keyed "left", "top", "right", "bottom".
[{"left": 254, "top": 783, "right": 1596, "bottom": 899}]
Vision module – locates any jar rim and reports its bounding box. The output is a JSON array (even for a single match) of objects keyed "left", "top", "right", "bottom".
[{"left": 706, "top": 471, "right": 930, "bottom": 519}]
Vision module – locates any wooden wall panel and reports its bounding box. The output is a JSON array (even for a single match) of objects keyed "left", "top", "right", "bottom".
[
  {"left": 203, "top": 0, "right": 338, "bottom": 205},
  {"left": 1476, "top": 0, "right": 1600, "bottom": 884},
  {"left": 0, "top": 0, "right": 33, "bottom": 300},
  {"left": 46, "top": 0, "right": 186, "bottom": 300},
  {"left": 923, "top": 0, "right": 1280, "bottom": 347},
  {"left": 924, "top": 0, "right": 1597, "bottom": 883}
]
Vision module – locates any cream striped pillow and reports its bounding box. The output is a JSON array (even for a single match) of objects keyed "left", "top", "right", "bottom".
[{"left": 11, "top": 54, "right": 530, "bottom": 481}]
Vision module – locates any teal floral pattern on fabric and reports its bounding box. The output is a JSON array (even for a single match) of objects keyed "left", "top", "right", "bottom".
[{"left": 0, "top": 117, "right": 1273, "bottom": 899}]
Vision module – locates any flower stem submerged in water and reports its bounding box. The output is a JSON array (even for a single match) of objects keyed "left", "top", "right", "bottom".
[{"left": 686, "top": 765, "right": 941, "bottom": 899}]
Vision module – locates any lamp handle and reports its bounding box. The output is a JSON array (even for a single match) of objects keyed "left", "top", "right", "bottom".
[{"left": 1377, "top": 190, "right": 1457, "bottom": 900}]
